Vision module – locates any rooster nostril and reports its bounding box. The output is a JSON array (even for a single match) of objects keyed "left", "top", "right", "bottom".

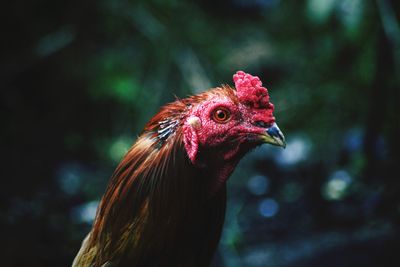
[{"left": 255, "top": 121, "right": 271, "bottom": 128}]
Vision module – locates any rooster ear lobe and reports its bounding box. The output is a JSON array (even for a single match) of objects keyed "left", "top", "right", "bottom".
[{"left": 183, "top": 116, "right": 201, "bottom": 165}]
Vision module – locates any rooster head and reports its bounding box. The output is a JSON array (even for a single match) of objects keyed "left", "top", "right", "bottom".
[{"left": 182, "top": 71, "right": 285, "bottom": 170}]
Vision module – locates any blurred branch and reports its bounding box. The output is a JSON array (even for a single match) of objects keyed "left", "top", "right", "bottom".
[
  {"left": 363, "top": 0, "right": 396, "bottom": 181},
  {"left": 376, "top": 0, "right": 400, "bottom": 74},
  {"left": 175, "top": 48, "right": 212, "bottom": 93}
]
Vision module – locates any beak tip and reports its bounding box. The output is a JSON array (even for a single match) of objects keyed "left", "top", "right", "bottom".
[
  {"left": 263, "top": 123, "right": 286, "bottom": 148},
  {"left": 277, "top": 138, "right": 286, "bottom": 149}
]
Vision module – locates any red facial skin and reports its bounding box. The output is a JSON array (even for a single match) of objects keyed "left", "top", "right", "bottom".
[
  {"left": 183, "top": 95, "right": 274, "bottom": 192},
  {"left": 188, "top": 97, "right": 272, "bottom": 153}
]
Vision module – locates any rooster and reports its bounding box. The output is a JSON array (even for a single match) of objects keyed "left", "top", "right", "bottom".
[{"left": 72, "top": 71, "right": 285, "bottom": 267}]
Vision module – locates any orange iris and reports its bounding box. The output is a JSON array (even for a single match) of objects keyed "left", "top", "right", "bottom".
[{"left": 212, "top": 107, "right": 231, "bottom": 123}]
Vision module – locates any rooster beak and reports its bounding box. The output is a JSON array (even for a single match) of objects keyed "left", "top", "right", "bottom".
[{"left": 261, "top": 123, "right": 286, "bottom": 148}]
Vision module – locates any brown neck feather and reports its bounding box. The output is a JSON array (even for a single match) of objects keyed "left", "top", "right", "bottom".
[{"left": 81, "top": 130, "right": 212, "bottom": 266}]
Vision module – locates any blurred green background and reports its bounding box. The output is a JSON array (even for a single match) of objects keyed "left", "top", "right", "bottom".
[{"left": 1, "top": 0, "right": 400, "bottom": 266}]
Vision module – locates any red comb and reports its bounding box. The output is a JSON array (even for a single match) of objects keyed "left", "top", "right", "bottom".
[
  {"left": 233, "top": 70, "right": 275, "bottom": 123},
  {"left": 233, "top": 70, "right": 272, "bottom": 109}
]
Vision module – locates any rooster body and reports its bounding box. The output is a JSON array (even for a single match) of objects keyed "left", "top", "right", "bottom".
[{"left": 73, "top": 71, "right": 285, "bottom": 267}]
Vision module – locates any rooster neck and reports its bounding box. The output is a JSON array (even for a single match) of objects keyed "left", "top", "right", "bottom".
[
  {"left": 82, "top": 133, "right": 227, "bottom": 267},
  {"left": 197, "top": 142, "right": 253, "bottom": 195}
]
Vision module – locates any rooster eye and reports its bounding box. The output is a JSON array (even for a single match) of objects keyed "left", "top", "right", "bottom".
[{"left": 212, "top": 107, "right": 231, "bottom": 123}]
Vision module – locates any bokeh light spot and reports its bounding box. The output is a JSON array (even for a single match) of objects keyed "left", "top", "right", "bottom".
[
  {"left": 258, "top": 198, "right": 279, "bottom": 218},
  {"left": 247, "top": 175, "right": 269, "bottom": 196},
  {"left": 71, "top": 201, "right": 99, "bottom": 224},
  {"left": 275, "top": 136, "right": 311, "bottom": 166},
  {"left": 109, "top": 137, "right": 132, "bottom": 162},
  {"left": 36, "top": 26, "right": 75, "bottom": 57},
  {"left": 113, "top": 78, "right": 137, "bottom": 101},
  {"left": 323, "top": 170, "right": 352, "bottom": 201},
  {"left": 307, "top": 0, "right": 336, "bottom": 23},
  {"left": 57, "top": 164, "right": 82, "bottom": 195}
]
